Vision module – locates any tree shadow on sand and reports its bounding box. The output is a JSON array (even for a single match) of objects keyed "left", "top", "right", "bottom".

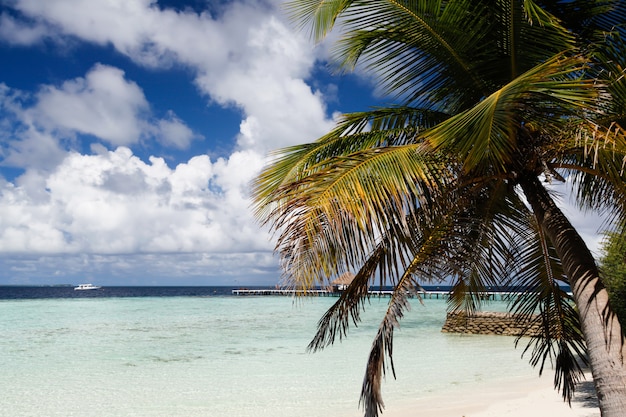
[{"left": 573, "top": 379, "right": 600, "bottom": 410}]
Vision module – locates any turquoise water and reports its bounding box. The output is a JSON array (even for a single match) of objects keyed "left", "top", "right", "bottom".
[{"left": 0, "top": 295, "right": 539, "bottom": 416}]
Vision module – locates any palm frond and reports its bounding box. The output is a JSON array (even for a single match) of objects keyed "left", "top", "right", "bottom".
[
  {"left": 264, "top": 144, "right": 451, "bottom": 286},
  {"left": 284, "top": 0, "right": 353, "bottom": 41},
  {"left": 554, "top": 121, "right": 626, "bottom": 224},
  {"left": 308, "top": 264, "right": 376, "bottom": 351},
  {"left": 333, "top": 0, "right": 493, "bottom": 108},
  {"left": 357, "top": 219, "right": 457, "bottom": 417},
  {"left": 508, "top": 216, "right": 587, "bottom": 403},
  {"left": 307, "top": 196, "right": 458, "bottom": 417},
  {"left": 327, "top": 0, "right": 575, "bottom": 110},
  {"left": 591, "top": 32, "right": 626, "bottom": 125},
  {"left": 306, "top": 206, "right": 438, "bottom": 350},
  {"left": 546, "top": 0, "right": 626, "bottom": 40},
  {"left": 252, "top": 106, "right": 449, "bottom": 218},
  {"left": 423, "top": 52, "right": 598, "bottom": 174},
  {"left": 360, "top": 276, "right": 420, "bottom": 417},
  {"left": 445, "top": 180, "right": 527, "bottom": 313}
]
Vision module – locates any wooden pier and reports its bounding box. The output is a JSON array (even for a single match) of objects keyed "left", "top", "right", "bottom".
[
  {"left": 231, "top": 288, "right": 527, "bottom": 301},
  {"left": 231, "top": 289, "right": 334, "bottom": 297}
]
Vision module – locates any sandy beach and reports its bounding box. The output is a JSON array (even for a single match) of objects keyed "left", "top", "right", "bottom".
[{"left": 386, "top": 371, "right": 599, "bottom": 417}]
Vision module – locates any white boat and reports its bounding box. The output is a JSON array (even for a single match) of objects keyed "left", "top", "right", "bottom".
[{"left": 74, "top": 283, "right": 101, "bottom": 291}]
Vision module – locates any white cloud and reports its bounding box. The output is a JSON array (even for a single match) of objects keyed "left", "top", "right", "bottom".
[
  {"left": 0, "top": 13, "right": 52, "bottom": 45},
  {"left": 0, "top": 251, "right": 279, "bottom": 285},
  {"left": 0, "top": 0, "right": 344, "bottom": 284},
  {"left": 2, "top": 126, "right": 68, "bottom": 175},
  {"left": 2, "top": 62, "right": 364, "bottom": 285},
  {"left": 1, "top": 64, "right": 200, "bottom": 163},
  {"left": 29, "top": 64, "right": 149, "bottom": 146},
  {"left": 37, "top": 147, "right": 270, "bottom": 253},
  {"left": 4, "top": 0, "right": 336, "bottom": 154},
  {"left": 195, "top": 14, "right": 335, "bottom": 153},
  {"left": 155, "top": 110, "right": 202, "bottom": 149}
]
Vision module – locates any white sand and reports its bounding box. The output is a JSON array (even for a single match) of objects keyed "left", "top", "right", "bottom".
[{"left": 384, "top": 371, "right": 600, "bottom": 417}]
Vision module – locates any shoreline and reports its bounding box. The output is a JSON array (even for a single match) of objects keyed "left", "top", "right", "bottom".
[{"left": 383, "top": 370, "right": 599, "bottom": 417}]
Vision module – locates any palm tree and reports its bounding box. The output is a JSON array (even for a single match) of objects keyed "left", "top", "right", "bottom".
[{"left": 252, "top": 1, "right": 626, "bottom": 416}]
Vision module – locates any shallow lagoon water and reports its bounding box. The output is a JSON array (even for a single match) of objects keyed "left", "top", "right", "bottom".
[{"left": 0, "top": 294, "right": 540, "bottom": 416}]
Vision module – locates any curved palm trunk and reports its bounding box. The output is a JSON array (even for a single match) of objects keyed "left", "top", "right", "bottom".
[{"left": 520, "top": 175, "right": 626, "bottom": 416}]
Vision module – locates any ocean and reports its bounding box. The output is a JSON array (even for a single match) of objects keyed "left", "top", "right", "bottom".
[{"left": 0, "top": 286, "right": 541, "bottom": 417}]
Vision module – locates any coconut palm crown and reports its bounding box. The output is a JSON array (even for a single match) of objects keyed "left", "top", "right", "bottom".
[{"left": 252, "top": 1, "right": 626, "bottom": 416}]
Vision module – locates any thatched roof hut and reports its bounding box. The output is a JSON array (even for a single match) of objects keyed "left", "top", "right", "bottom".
[{"left": 331, "top": 272, "right": 355, "bottom": 291}]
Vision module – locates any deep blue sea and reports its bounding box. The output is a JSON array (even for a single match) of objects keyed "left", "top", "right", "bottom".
[
  {"left": 0, "top": 285, "right": 236, "bottom": 299},
  {"left": 0, "top": 286, "right": 541, "bottom": 417}
]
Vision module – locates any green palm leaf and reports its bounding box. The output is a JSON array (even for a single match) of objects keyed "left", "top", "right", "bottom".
[
  {"left": 254, "top": 1, "right": 626, "bottom": 415},
  {"left": 423, "top": 53, "right": 599, "bottom": 174},
  {"left": 508, "top": 217, "right": 587, "bottom": 403}
]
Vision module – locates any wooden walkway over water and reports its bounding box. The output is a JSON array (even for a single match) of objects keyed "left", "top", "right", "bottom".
[{"left": 231, "top": 288, "right": 524, "bottom": 301}]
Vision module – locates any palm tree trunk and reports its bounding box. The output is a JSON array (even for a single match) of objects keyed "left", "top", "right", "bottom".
[{"left": 519, "top": 175, "right": 626, "bottom": 416}]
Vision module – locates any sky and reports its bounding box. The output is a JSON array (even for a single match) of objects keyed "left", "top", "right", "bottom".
[{"left": 0, "top": 0, "right": 607, "bottom": 287}]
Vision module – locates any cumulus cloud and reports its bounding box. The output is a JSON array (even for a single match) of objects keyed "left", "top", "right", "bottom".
[
  {"left": 3, "top": 0, "right": 336, "bottom": 153},
  {"left": 0, "top": 0, "right": 344, "bottom": 284},
  {"left": 1, "top": 64, "right": 200, "bottom": 167},
  {"left": 1, "top": 126, "right": 68, "bottom": 175},
  {"left": 0, "top": 12, "right": 53, "bottom": 45},
  {"left": 29, "top": 64, "right": 150, "bottom": 146},
  {"left": 195, "top": 15, "right": 335, "bottom": 153},
  {"left": 155, "top": 111, "right": 201, "bottom": 149},
  {"left": 0, "top": 146, "right": 271, "bottom": 255},
  {"left": 0, "top": 63, "right": 275, "bottom": 284}
]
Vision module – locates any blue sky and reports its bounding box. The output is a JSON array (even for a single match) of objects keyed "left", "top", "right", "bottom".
[
  {"left": 0, "top": 0, "right": 386, "bottom": 286},
  {"left": 0, "top": 0, "right": 605, "bottom": 286}
]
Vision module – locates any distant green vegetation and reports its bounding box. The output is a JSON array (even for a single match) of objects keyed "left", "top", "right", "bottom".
[{"left": 600, "top": 229, "right": 626, "bottom": 330}]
